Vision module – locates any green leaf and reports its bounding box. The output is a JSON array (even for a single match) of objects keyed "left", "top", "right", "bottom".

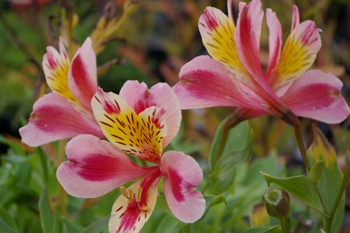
[
  {"left": 39, "top": 187, "right": 54, "bottom": 233},
  {"left": 261, "top": 173, "right": 322, "bottom": 212},
  {"left": 209, "top": 121, "right": 252, "bottom": 170},
  {"left": 0, "top": 218, "right": 16, "bottom": 233},
  {"left": 0, "top": 135, "right": 25, "bottom": 156},
  {"left": 0, "top": 205, "right": 19, "bottom": 232},
  {"left": 308, "top": 160, "right": 325, "bottom": 183},
  {"left": 80, "top": 217, "right": 109, "bottom": 233},
  {"left": 208, "top": 120, "right": 253, "bottom": 194},
  {"left": 242, "top": 225, "right": 282, "bottom": 233},
  {"left": 155, "top": 195, "right": 172, "bottom": 216},
  {"left": 199, "top": 194, "right": 226, "bottom": 220},
  {"left": 52, "top": 207, "right": 62, "bottom": 233},
  {"left": 307, "top": 125, "right": 344, "bottom": 233},
  {"left": 154, "top": 215, "right": 180, "bottom": 233}
]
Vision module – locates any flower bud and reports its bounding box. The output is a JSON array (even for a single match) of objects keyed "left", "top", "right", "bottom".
[{"left": 262, "top": 189, "right": 291, "bottom": 219}]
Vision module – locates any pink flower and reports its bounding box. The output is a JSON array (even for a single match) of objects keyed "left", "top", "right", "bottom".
[
  {"left": 19, "top": 37, "right": 104, "bottom": 146},
  {"left": 173, "top": 0, "right": 349, "bottom": 124},
  {"left": 57, "top": 81, "right": 205, "bottom": 233}
]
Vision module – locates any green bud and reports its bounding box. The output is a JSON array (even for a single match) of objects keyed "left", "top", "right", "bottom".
[{"left": 262, "top": 189, "right": 291, "bottom": 219}]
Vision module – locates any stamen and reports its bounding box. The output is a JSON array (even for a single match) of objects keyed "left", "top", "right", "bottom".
[
  {"left": 120, "top": 186, "right": 128, "bottom": 198},
  {"left": 135, "top": 186, "right": 142, "bottom": 203},
  {"left": 128, "top": 189, "right": 134, "bottom": 203}
]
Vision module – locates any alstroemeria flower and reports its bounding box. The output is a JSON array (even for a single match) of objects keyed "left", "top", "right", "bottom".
[
  {"left": 173, "top": 0, "right": 349, "bottom": 124},
  {"left": 57, "top": 81, "right": 205, "bottom": 233},
  {"left": 19, "top": 37, "right": 104, "bottom": 146}
]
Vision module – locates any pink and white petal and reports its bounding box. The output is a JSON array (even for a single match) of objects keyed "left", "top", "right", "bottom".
[
  {"left": 109, "top": 176, "right": 159, "bottom": 233},
  {"left": 119, "top": 81, "right": 182, "bottom": 147},
  {"left": 199, "top": 6, "right": 251, "bottom": 85},
  {"left": 235, "top": 0, "right": 264, "bottom": 80},
  {"left": 19, "top": 93, "right": 104, "bottom": 147},
  {"left": 173, "top": 56, "right": 265, "bottom": 111},
  {"left": 227, "top": 0, "right": 234, "bottom": 23},
  {"left": 92, "top": 89, "right": 165, "bottom": 164},
  {"left": 57, "top": 135, "right": 154, "bottom": 198},
  {"left": 292, "top": 6, "right": 300, "bottom": 31},
  {"left": 281, "top": 70, "right": 350, "bottom": 123},
  {"left": 68, "top": 37, "right": 98, "bottom": 110},
  {"left": 265, "top": 8, "right": 282, "bottom": 79},
  {"left": 270, "top": 16, "right": 321, "bottom": 90},
  {"left": 161, "top": 151, "right": 205, "bottom": 223}
]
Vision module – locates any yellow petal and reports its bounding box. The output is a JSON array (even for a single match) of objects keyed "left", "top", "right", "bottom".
[
  {"left": 199, "top": 7, "right": 250, "bottom": 85},
  {"left": 92, "top": 90, "right": 167, "bottom": 164},
  {"left": 269, "top": 20, "right": 321, "bottom": 90}
]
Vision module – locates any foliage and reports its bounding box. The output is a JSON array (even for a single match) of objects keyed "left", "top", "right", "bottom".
[{"left": 1, "top": 0, "right": 350, "bottom": 232}]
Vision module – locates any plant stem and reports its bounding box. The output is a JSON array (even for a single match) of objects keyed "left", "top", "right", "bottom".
[
  {"left": 201, "top": 173, "right": 214, "bottom": 193},
  {"left": 279, "top": 216, "right": 291, "bottom": 233},
  {"left": 292, "top": 118, "right": 311, "bottom": 172},
  {"left": 324, "top": 154, "right": 350, "bottom": 232}
]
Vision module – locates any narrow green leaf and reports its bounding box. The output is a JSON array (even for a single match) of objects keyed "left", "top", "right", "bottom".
[
  {"left": 263, "top": 225, "right": 282, "bottom": 233},
  {"left": 39, "top": 187, "right": 54, "bottom": 233},
  {"left": 0, "top": 205, "right": 19, "bottom": 232},
  {"left": 0, "top": 135, "right": 25, "bottom": 156},
  {"left": 52, "top": 207, "right": 62, "bottom": 233},
  {"left": 80, "top": 216, "right": 109, "bottom": 233},
  {"left": 261, "top": 173, "right": 322, "bottom": 212},
  {"left": 0, "top": 218, "right": 16, "bottom": 233},
  {"left": 242, "top": 225, "right": 281, "bottom": 233},
  {"left": 308, "top": 160, "right": 325, "bottom": 183}
]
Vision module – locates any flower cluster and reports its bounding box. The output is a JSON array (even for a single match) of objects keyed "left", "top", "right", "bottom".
[
  {"left": 20, "top": 38, "right": 205, "bottom": 232},
  {"left": 173, "top": 0, "right": 349, "bottom": 124},
  {"left": 19, "top": 0, "right": 350, "bottom": 232}
]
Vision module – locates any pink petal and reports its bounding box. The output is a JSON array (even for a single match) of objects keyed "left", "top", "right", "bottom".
[
  {"left": 173, "top": 56, "right": 266, "bottom": 111},
  {"left": 281, "top": 70, "right": 350, "bottom": 123},
  {"left": 119, "top": 81, "right": 181, "bottom": 148},
  {"left": 235, "top": 0, "right": 264, "bottom": 80},
  {"left": 19, "top": 93, "right": 104, "bottom": 147},
  {"left": 109, "top": 171, "right": 160, "bottom": 233},
  {"left": 269, "top": 11, "right": 321, "bottom": 90},
  {"left": 68, "top": 37, "right": 98, "bottom": 111},
  {"left": 265, "top": 9, "right": 282, "bottom": 79},
  {"left": 227, "top": 0, "right": 234, "bottom": 23},
  {"left": 292, "top": 6, "right": 300, "bottom": 31},
  {"left": 57, "top": 135, "right": 153, "bottom": 198},
  {"left": 161, "top": 151, "right": 205, "bottom": 223}
]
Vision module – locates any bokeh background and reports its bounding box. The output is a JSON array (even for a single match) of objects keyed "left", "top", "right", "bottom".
[{"left": 1, "top": 0, "right": 350, "bottom": 232}]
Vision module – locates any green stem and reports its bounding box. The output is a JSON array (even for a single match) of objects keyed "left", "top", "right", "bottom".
[
  {"left": 182, "top": 224, "right": 191, "bottom": 233},
  {"left": 201, "top": 173, "right": 214, "bottom": 193},
  {"left": 325, "top": 154, "right": 350, "bottom": 232},
  {"left": 279, "top": 216, "right": 290, "bottom": 233},
  {"left": 292, "top": 118, "right": 311, "bottom": 172},
  {"left": 315, "top": 185, "right": 329, "bottom": 217}
]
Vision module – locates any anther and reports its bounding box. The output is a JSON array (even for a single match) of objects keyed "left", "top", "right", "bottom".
[
  {"left": 120, "top": 186, "right": 128, "bottom": 198},
  {"left": 135, "top": 186, "right": 142, "bottom": 203}
]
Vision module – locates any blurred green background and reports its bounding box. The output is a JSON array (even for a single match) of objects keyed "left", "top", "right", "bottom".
[{"left": 1, "top": 0, "right": 350, "bottom": 232}]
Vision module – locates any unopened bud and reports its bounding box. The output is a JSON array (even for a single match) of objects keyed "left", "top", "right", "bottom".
[{"left": 262, "top": 189, "right": 290, "bottom": 219}]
